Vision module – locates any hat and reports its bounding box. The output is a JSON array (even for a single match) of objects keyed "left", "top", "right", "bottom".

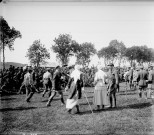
[
  {"left": 107, "top": 63, "right": 114, "bottom": 66},
  {"left": 62, "top": 64, "right": 68, "bottom": 67},
  {"left": 74, "top": 65, "right": 81, "bottom": 70},
  {"left": 68, "top": 65, "right": 75, "bottom": 70},
  {"left": 55, "top": 65, "right": 60, "bottom": 69},
  {"left": 139, "top": 65, "right": 144, "bottom": 69},
  {"left": 46, "top": 68, "right": 50, "bottom": 71}
]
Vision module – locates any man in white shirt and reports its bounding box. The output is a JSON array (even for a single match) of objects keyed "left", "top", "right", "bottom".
[
  {"left": 24, "top": 69, "right": 35, "bottom": 102},
  {"left": 42, "top": 68, "right": 52, "bottom": 97}
]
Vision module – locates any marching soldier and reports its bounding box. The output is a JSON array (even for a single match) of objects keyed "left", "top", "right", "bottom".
[
  {"left": 42, "top": 68, "right": 52, "bottom": 97},
  {"left": 46, "top": 66, "right": 65, "bottom": 107},
  {"left": 24, "top": 69, "right": 36, "bottom": 102}
]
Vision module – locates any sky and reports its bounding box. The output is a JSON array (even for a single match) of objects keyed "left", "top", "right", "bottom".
[{"left": 1, "top": 1, "right": 154, "bottom": 66}]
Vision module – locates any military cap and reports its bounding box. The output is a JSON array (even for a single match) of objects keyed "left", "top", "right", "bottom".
[
  {"left": 55, "top": 65, "right": 60, "bottom": 69},
  {"left": 107, "top": 63, "right": 114, "bottom": 66}
]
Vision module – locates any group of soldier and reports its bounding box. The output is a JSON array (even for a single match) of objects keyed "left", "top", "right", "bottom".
[
  {"left": 0, "top": 62, "right": 154, "bottom": 114},
  {"left": 124, "top": 64, "right": 154, "bottom": 99}
]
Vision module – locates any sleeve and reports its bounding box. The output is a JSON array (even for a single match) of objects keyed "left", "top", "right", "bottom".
[
  {"left": 114, "top": 71, "right": 119, "bottom": 85},
  {"left": 52, "top": 72, "right": 57, "bottom": 90},
  {"left": 148, "top": 71, "right": 152, "bottom": 83}
]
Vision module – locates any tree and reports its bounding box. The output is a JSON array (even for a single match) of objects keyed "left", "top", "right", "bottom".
[
  {"left": 51, "top": 34, "right": 80, "bottom": 65},
  {"left": 76, "top": 42, "right": 96, "bottom": 67},
  {"left": 125, "top": 45, "right": 154, "bottom": 66},
  {"left": 26, "top": 40, "right": 50, "bottom": 67},
  {"left": 97, "top": 45, "right": 118, "bottom": 66},
  {"left": 109, "top": 40, "right": 126, "bottom": 67},
  {"left": 0, "top": 16, "right": 22, "bottom": 69}
]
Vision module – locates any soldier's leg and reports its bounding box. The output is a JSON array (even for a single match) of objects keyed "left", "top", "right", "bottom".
[
  {"left": 46, "top": 90, "right": 56, "bottom": 106},
  {"left": 48, "top": 83, "right": 52, "bottom": 97},
  {"left": 58, "top": 91, "right": 65, "bottom": 105},
  {"left": 76, "top": 104, "right": 80, "bottom": 113},
  {"left": 26, "top": 86, "right": 35, "bottom": 102},
  {"left": 109, "top": 93, "right": 113, "bottom": 108},
  {"left": 113, "top": 91, "right": 117, "bottom": 107},
  {"left": 42, "top": 84, "right": 47, "bottom": 97}
]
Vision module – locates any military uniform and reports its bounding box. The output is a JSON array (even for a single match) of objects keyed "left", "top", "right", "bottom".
[
  {"left": 147, "top": 65, "right": 154, "bottom": 98},
  {"left": 106, "top": 63, "right": 119, "bottom": 108},
  {"left": 46, "top": 66, "right": 65, "bottom": 107},
  {"left": 136, "top": 66, "right": 148, "bottom": 98}
]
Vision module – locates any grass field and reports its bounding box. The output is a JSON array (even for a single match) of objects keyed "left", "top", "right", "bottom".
[{"left": 0, "top": 84, "right": 154, "bottom": 135}]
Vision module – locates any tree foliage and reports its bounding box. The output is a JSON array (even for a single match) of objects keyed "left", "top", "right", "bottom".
[
  {"left": 26, "top": 40, "right": 50, "bottom": 67},
  {"left": 76, "top": 42, "right": 96, "bottom": 67},
  {"left": 98, "top": 45, "right": 118, "bottom": 66},
  {"left": 109, "top": 40, "right": 126, "bottom": 67},
  {"left": 52, "top": 34, "right": 80, "bottom": 65},
  {"left": 125, "top": 45, "right": 153, "bottom": 65},
  {"left": 0, "top": 16, "right": 22, "bottom": 50}
]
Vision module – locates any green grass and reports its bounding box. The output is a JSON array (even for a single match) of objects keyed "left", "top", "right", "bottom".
[{"left": 0, "top": 84, "right": 154, "bottom": 135}]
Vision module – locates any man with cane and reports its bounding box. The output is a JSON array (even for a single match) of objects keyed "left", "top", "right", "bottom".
[{"left": 65, "top": 65, "right": 84, "bottom": 114}]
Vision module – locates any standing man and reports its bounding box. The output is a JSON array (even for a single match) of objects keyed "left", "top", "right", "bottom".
[
  {"left": 147, "top": 64, "right": 154, "bottom": 98},
  {"left": 42, "top": 68, "right": 52, "bottom": 97},
  {"left": 136, "top": 65, "right": 148, "bottom": 98},
  {"left": 106, "top": 63, "right": 119, "bottom": 108},
  {"left": 46, "top": 66, "right": 65, "bottom": 107}
]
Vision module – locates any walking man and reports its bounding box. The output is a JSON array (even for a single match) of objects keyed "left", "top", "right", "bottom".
[
  {"left": 65, "top": 65, "right": 84, "bottom": 114},
  {"left": 42, "top": 68, "right": 52, "bottom": 97},
  {"left": 46, "top": 66, "right": 65, "bottom": 107},
  {"left": 24, "top": 68, "right": 36, "bottom": 102}
]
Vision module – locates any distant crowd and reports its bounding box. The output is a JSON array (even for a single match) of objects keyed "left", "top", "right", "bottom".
[
  {"left": 0, "top": 64, "right": 126, "bottom": 95},
  {"left": 0, "top": 63, "right": 154, "bottom": 114}
]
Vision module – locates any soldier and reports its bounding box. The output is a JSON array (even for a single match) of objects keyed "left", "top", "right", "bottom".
[
  {"left": 136, "top": 65, "right": 148, "bottom": 98},
  {"left": 46, "top": 66, "right": 65, "bottom": 107},
  {"left": 24, "top": 69, "right": 36, "bottom": 102},
  {"left": 42, "top": 68, "right": 52, "bottom": 97},
  {"left": 147, "top": 64, "right": 154, "bottom": 98},
  {"left": 106, "top": 63, "right": 119, "bottom": 108}
]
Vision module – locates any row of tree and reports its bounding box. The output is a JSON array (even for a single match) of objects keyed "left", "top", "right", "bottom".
[
  {"left": 26, "top": 34, "right": 154, "bottom": 68},
  {"left": 1, "top": 16, "right": 154, "bottom": 69}
]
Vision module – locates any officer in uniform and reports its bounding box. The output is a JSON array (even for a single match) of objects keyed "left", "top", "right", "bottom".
[
  {"left": 106, "top": 63, "right": 119, "bottom": 108},
  {"left": 147, "top": 64, "right": 154, "bottom": 98},
  {"left": 136, "top": 65, "right": 148, "bottom": 98}
]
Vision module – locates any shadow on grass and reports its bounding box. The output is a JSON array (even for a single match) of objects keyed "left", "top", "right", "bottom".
[
  {"left": 79, "top": 102, "right": 152, "bottom": 115},
  {"left": 41, "top": 98, "right": 62, "bottom": 102},
  {"left": 0, "top": 97, "right": 17, "bottom": 101},
  {"left": 0, "top": 106, "right": 37, "bottom": 112},
  {"left": 118, "top": 92, "right": 137, "bottom": 96}
]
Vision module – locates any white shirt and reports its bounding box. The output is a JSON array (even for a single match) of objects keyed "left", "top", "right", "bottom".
[
  {"left": 43, "top": 71, "right": 52, "bottom": 80},
  {"left": 94, "top": 69, "right": 107, "bottom": 85},
  {"left": 24, "top": 72, "right": 33, "bottom": 85},
  {"left": 70, "top": 69, "right": 81, "bottom": 84}
]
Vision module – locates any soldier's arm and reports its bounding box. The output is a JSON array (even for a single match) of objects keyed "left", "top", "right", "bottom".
[
  {"left": 115, "top": 71, "right": 119, "bottom": 85},
  {"left": 52, "top": 72, "right": 57, "bottom": 90}
]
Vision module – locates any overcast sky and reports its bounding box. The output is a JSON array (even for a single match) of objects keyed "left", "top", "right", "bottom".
[{"left": 1, "top": 1, "right": 154, "bottom": 66}]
